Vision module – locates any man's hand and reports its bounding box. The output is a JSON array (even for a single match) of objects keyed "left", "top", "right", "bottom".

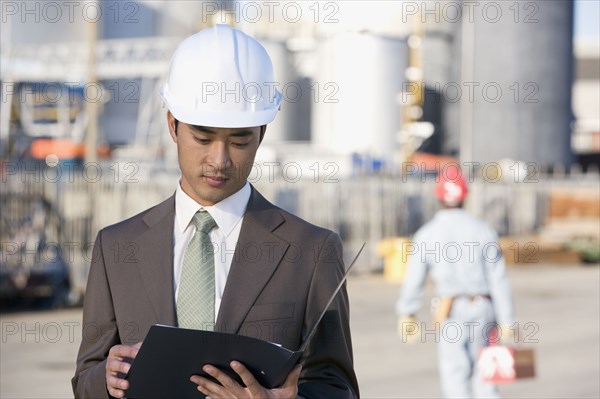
[
  {"left": 398, "top": 316, "right": 419, "bottom": 344},
  {"left": 498, "top": 323, "right": 518, "bottom": 344},
  {"left": 105, "top": 342, "right": 142, "bottom": 398},
  {"left": 190, "top": 361, "right": 301, "bottom": 399}
]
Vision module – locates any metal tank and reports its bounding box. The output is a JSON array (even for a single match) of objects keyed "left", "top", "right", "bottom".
[
  {"left": 1, "top": 3, "right": 86, "bottom": 46},
  {"left": 421, "top": 19, "right": 458, "bottom": 155},
  {"left": 1, "top": 1, "right": 159, "bottom": 45},
  {"left": 449, "top": 0, "right": 574, "bottom": 167},
  {"left": 311, "top": 32, "right": 408, "bottom": 161},
  {"left": 259, "top": 39, "right": 307, "bottom": 143}
]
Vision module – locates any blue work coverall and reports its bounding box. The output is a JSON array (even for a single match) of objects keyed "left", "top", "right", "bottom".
[{"left": 396, "top": 208, "right": 515, "bottom": 398}]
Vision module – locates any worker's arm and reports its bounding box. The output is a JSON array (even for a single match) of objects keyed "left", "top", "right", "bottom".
[
  {"left": 483, "top": 229, "right": 516, "bottom": 328},
  {"left": 395, "top": 231, "right": 430, "bottom": 344},
  {"left": 396, "top": 231, "right": 429, "bottom": 319}
]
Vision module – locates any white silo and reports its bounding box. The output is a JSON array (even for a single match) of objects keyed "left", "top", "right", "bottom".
[
  {"left": 311, "top": 32, "right": 408, "bottom": 161},
  {"left": 448, "top": 0, "right": 574, "bottom": 167},
  {"left": 258, "top": 39, "right": 299, "bottom": 144}
]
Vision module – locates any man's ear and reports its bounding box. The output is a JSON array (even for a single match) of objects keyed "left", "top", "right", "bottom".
[
  {"left": 167, "top": 111, "right": 177, "bottom": 142},
  {"left": 259, "top": 125, "right": 267, "bottom": 144}
]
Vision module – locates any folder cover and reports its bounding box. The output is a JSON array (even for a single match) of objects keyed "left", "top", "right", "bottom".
[
  {"left": 126, "top": 243, "right": 365, "bottom": 398},
  {"left": 126, "top": 325, "right": 302, "bottom": 398}
]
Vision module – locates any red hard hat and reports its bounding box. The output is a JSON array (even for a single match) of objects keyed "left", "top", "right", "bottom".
[{"left": 435, "top": 165, "right": 468, "bottom": 205}]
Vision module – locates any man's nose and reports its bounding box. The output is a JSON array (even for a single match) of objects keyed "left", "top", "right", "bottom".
[{"left": 206, "top": 142, "right": 232, "bottom": 169}]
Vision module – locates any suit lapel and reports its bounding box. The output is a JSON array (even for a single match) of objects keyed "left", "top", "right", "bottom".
[
  {"left": 216, "top": 188, "right": 289, "bottom": 333},
  {"left": 138, "top": 195, "right": 177, "bottom": 326}
]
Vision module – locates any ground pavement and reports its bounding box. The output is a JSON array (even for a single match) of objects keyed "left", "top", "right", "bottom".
[{"left": 1, "top": 263, "right": 598, "bottom": 398}]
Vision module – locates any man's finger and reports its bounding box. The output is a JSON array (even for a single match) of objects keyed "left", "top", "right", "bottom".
[
  {"left": 230, "top": 360, "right": 258, "bottom": 390},
  {"left": 203, "top": 364, "right": 241, "bottom": 390},
  {"left": 106, "top": 374, "right": 129, "bottom": 391},
  {"left": 282, "top": 364, "right": 302, "bottom": 388},
  {"left": 190, "top": 374, "right": 225, "bottom": 397},
  {"left": 107, "top": 386, "right": 124, "bottom": 399},
  {"left": 106, "top": 373, "right": 128, "bottom": 399},
  {"left": 107, "top": 359, "right": 132, "bottom": 375},
  {"left": 109, "top": 344, "right": 140, "bottom": 360}
]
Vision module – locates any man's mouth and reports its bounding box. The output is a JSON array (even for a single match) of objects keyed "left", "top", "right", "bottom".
[{"left": 203, "top": 175, "right": 229, "bottom": 187}]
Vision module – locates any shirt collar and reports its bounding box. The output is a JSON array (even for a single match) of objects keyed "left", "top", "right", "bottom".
[
  {"left": 436, "top": 208, "right": 465, "bottom": 218},
  {"left": 175, "top": 182, "right": 251, "bottom": 237}
]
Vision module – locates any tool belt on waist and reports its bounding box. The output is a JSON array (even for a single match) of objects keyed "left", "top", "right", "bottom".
[
  {"left": 432, "top": 294, "right": 492, "bottom": 323},
  {"left": 456, "top": 294, "right": 492, "bottom": 302}
]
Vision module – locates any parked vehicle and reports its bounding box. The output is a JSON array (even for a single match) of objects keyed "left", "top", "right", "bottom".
[{"left": 0, "top": 194, "right": 71, "bottom": 308}]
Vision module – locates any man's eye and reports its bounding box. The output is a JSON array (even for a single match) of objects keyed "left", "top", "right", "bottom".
[
  {"left": 194, "top": 137, "right": 210, "bottom": 144},
  {"left": 232, "top": 142, "right": 249, "bottom": 148}
]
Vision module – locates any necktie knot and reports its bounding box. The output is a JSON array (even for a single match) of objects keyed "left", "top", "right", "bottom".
[{"left": 193, "top": 211, "right": 217, "bottom": 234}]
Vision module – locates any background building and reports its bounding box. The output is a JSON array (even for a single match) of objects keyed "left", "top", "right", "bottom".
[
  {"left": 0, "top": 0, "right": 598, "bottom": 290},
  {"left": 2, "top": 1, "right": 591, "bottom": 172}
]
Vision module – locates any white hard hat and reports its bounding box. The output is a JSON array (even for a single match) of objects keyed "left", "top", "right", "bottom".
[{"left": 160, "top": 24, "right": 282, "bottom": 128}]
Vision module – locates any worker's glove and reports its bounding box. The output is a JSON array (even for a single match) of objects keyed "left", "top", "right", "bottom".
[
  {"left": 497, "top": 323, "right": 518, "bottom": 344},
  {"left": 397, "top": 316, "right": 420, "bottom": 344}
]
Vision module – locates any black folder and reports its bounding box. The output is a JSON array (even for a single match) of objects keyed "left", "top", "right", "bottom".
[{"left": 126, "top": 243, "right": 365, "bottom": 398}]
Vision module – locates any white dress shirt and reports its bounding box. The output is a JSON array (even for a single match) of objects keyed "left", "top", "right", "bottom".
[{"left": 173, "top": 182, "right": 251, "bottom": 320}]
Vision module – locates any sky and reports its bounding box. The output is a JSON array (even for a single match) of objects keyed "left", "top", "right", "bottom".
[{"left": 575, "top": 0, "right": 600, "bottom": 40}]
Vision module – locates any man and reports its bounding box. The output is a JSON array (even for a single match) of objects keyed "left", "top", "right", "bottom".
[
  {"left": 72, "top": 25, "right": 359, "bottom": 399},
  {"left": 396, "top": 165, "right": 515, "bottom": 398}
]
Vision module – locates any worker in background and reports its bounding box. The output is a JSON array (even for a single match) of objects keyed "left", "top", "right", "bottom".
[
  {"left": 72, "top": 25, "right": 358, "bottom": 399},
  {"left": 396, "top": 165, "right": 515, "bottom": 398}
]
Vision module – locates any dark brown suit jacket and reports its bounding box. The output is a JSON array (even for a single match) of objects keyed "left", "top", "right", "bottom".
[{"left": 72, "top": 187, "right": 359, "bottom": 398}]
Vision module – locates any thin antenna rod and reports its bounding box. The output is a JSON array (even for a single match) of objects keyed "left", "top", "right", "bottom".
[{"left": 299, "top": 243, "right": 366, "bottom": 352}]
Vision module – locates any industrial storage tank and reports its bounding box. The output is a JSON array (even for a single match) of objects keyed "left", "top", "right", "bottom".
[
  {"left": 259, "top": 39, "right": 309, "bottom": 143},
  {"left": 451, "top": 0, "right": 574, "bottom": 167},
  {"left": 311, "top": 32, "right": 408, "bottom": 162},
  {"left": 1, "top": 1, "right": 159, "bottom": 46},
  {"left": 420, "top": 19, "right": 459, "bottom": 155}
]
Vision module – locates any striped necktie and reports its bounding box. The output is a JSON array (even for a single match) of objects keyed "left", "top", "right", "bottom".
[{"left": 177, "top": 211, "right": 217, "bottom": 330}]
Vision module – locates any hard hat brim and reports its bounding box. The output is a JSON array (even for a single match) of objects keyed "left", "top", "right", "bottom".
[{"left": 160, "top": 89, "right": 281, "bottom": 128}]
